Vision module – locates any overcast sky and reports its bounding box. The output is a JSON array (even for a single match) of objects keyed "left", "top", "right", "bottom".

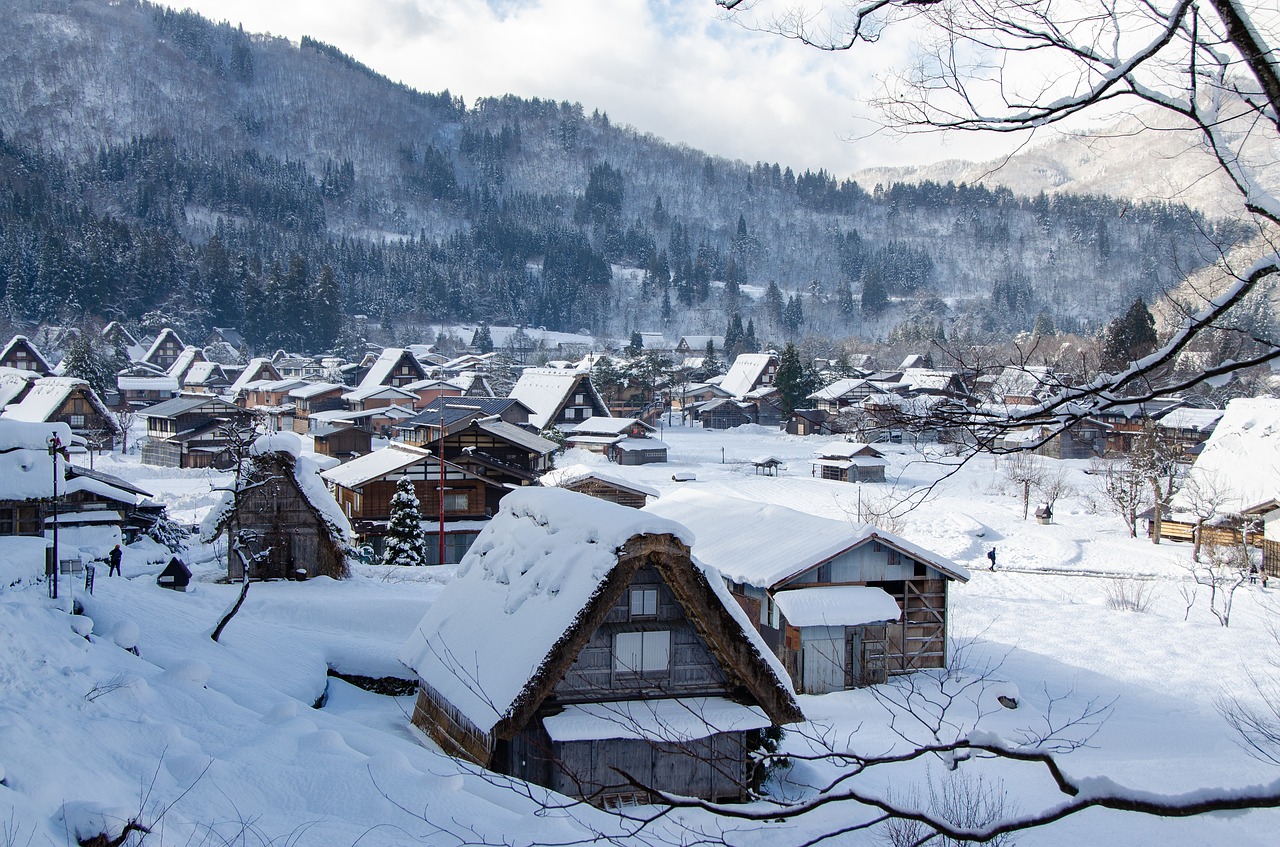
[{"left": 172, "top": 0, "right": 1022, "bottom": 177}]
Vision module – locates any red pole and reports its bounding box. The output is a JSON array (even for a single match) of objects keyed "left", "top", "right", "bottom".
[{"left": 438, "top": 401, "right": 446, "bottom": 565}]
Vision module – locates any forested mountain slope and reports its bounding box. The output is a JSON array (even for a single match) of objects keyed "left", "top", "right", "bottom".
[{"left": 0, "top": 0, "right": 1248, "bottom": 350}]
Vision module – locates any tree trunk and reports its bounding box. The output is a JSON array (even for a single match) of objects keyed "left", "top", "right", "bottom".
[{"left": 1149, "top": 479, "right": 1163, "bottom": 544}]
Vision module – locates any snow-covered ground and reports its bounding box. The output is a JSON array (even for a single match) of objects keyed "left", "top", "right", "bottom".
[{"left": 2, "top": 424, "right": 1277, "bottom": 846}]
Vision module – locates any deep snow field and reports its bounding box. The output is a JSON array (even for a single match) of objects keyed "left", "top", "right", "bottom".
[{"left": 2, "top": 423, "right": 1278, "bottom": 846}]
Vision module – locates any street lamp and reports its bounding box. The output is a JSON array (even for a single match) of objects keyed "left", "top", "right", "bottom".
[{"left": 47, "top": 433, "right": 61, "bottom": 600}]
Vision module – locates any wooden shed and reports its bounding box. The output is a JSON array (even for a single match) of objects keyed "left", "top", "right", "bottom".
[
  {"left": 645, "top": 489, "right": 970, "bottom": 693},
  {"left": 400, "top": 488, "right": 802, "bottom": 807},
  {"left": 539, "top": 464, "right": 659, "bottom": 508},
  {"left": 156, "top": 556, "right": 192, "bottom": 591},
  {"left": 202, "top": 433, "right": 353, "bottom": 581}
]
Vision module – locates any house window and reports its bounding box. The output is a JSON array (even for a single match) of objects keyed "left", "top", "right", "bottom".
[
  {"left": 614, "top": 630, "right": 670, "bottom": 673},
  {"left": 443, "top": 492, "right": 469, "bottom": 512},
  {"left": 574, "top": 393, "right": 585, "bottom": 405},
  {"left": 629, "top": 588, "right": 658, "bottom": 618},
  {"left": 69, "top": 415, "right": 85, "bottom": 428},
  {"left": 0, "top": 508, "right": 13, "bottom": 535}
]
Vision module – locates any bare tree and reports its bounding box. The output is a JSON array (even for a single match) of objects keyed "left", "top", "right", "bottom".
[
  {"left": 1034, "top": 464, "right": 1074, "bottom": 522},
  {"left": 1179, "top": 470, "right": 1233, "bottom": 561},
  {"left": 718, "top": 0, "right": 1280, "bottom": 447},
  {"left": 1093, "top": 456, "right": 1151, "bottom": 537},
  {"left": 1129, "top": 424, "right": 1182, "bottom": 544},
  {"left": 112, "top": 407, "right": 135, "bottom": 454},
  {"left": 1184, "top": 538, "right": 1252, "bottom": 626},
  {"left": 1000, "top": 452, "right": 1044, "bottom": 520}
]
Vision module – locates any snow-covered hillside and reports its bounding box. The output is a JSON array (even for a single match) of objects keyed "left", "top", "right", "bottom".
[{"left": 2, "top": 426, "right": 1278, "bottom": 845}]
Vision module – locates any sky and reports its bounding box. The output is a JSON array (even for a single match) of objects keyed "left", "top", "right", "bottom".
[{"left": 170, "top": 0, "right": 1020, "bottom": 178}]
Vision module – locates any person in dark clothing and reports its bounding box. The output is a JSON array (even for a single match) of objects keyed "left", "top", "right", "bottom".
[
  {"left": 987, "top": 547, "right": 997, "bottom": 571},
  {"left": 108, "top": 544, "right": 122, "bottom": 577}
]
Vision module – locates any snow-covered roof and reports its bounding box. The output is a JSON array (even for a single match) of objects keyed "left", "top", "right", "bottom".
[
  {"left": 166, "top": 346, "right": 201, "bottom": 378},
  {"left": 566, "top": 416, "right": 656, "bottom": 437},
  {"left": 1172, "top": 397, "right": 1280, "bottom": 513},
  {"left": 720, "top": 353, "right": 776, "bottom": 398},
  {"left": 320, "top": 443, "right": 433, "bottom": 489},
  {"left": 813, "top": 442, "right": 884, "bottom": 460},
  {"left": 616, "top": 437, "right": 668, "bottom": 452},
  {"left": 678, "top": 335, "right": 725, "bottom": 350},
  {"left": 1157, "top": 406, "right": 1224, "bottom": 432},
  {"left": 358, "top": 348, "right": 420, "bottom": 390},
  {"left": 508, "top": 367, "right": 594, "bottom": 430},
  {"left": 227, "top": 358, "right": 279, "bottom": 395},
  {"left": 342, "top": 384, "right": 417, "bottom": 403},
  {"left": 542, "top": 696, "right": 770, "bottom": 743},
  {"left": 808, "top": 378, "right": 883, "bottom": 401},
  {"left": 643, "top": 488, "right": 968, "bottom": 587},
  {"left": 0, "top": 369, "right": 39, "bottom": 407},
  {"left": 288, "top": 382, "right": 344, "bottom": 400},
  {"left": 117, "top": 375, "right": 179, "bottom": 391},
  {"left": 399, "top": 488, "right": 698, "bottom": 733},
  {"left": 771, "top": 586, "right": 901, "bottom": 627},
  {"left": 3, "top": 378, "right": 112, "bottom": 429},
  {"left": 202, "top": 432, "right": 354, "bottom": 546},
  {"left": 142, "top": 328, "right": 183, "bottom": 364},
  {"left": 0, "top": 336, "right": 52, "bottom": 373},
  {"left": 183, "top": 361, "right": 225, "bottom": 385},
  {"left": 0, "top": 419, "right": 73, "bottom": 500},
  {"left": 539, "top": 464, "right": 660, "bottom": 498}
]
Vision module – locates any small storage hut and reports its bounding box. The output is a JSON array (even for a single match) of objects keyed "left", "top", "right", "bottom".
[{"left": 400, "top": 488, "right": 802, "bottom": 807}]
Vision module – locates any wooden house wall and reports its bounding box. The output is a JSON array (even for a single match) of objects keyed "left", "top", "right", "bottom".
[
  {"left": 343, "top": 477, "right": 486, "bottom": 523},
  {"left": 563, "top": 479, "right": 648, "bottom": 508},
  {"left": 546, "top": 731, "right": 750, "bottom": 805},
  {"left": 409, "top": 683, "right": 494, "bottom": 765},
  {"left": 615, "top": 447, "right": 667, "bottom": 466},
  {"left": 0, "top": 501, "right": 44, "bottom": 535},
  {"left": 551, "top": 563, "right": 730, "bottom": 703},
  {"left": 227, "top": 466, "right": 346, "bottom": 580},
  {"left": 313, "top": 428, "right": 371, "bottom": 458}
]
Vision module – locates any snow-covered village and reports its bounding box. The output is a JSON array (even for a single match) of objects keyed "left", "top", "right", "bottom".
[{"left": 4, "top": 1, "right": 1280, "bottom": 845}]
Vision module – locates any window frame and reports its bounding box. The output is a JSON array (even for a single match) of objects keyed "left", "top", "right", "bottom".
[{"left": 613, "top": 630, "right": 670, "bottom": 674}]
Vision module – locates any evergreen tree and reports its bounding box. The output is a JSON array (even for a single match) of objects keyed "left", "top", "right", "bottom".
[
  {"left": 703, "top": 339, "right": 723, "bottom": 376},
  {"left": 765, "top": 281, "right": 785, "bottom": 322},
  {"left": 1032, "top": 311, "right": 1056, "bottom": 337},
  {"left": 861, "top": 267, "right": 889, "bottom": 316},
  {"left": 724, "top": 313, "right": 744, "bottom": 358},
  {"left": 472, "top": 323, "right": 494, "bottom": 353},
  {"left": 61, "top": 334, "right": 114, "bottom": 400},
  {"left": 744, "top": 319, "right": 759, "bottom": 353},
  {"left": 310, "top": 264, "right": 342, "bottom": 352},
  {"left": 1102, "top": 298, "right": 1158, "bottom": 368},
  {"left": 382, "top": 478, "right": 427, "bottom": 567},
  {"left": 627, "top": 331, "right": 644, "bottom": 356},
  {"left": 773, "top": 342, "right": 808, "bottom": 416}
]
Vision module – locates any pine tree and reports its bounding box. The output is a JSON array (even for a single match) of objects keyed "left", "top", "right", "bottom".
[
  {"left": 724, "top": 314, "right": 744, "bottom": 358},
  {"left": 703, "top": 339, "right": 723, "bottom": 376},
  {"left": 744, "top": 319, "right": 759, "bottom": 353},
  {"left": 62, "top": 334, "right": 113, "bottom": 401},
  {"left": 382, "top": 478, "right": 427, "bottom": 567},
  {"left": 310, "top": 265, "right": 342, "bottom": 353},
  {"left": 473, "top": 323, "right": 494, "bottom": 353},
  {"left": 1102, "top": 298, "right": 1158, "bottom": 369},
  {"left": 774, "top": 342, "right": 808, "bottom": 416}
]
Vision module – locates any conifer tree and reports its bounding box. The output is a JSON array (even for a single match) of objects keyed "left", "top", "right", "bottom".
[
  {"left": 382, "top": 477, "right": 427, "bottom": 567},
  {"left": 773, "top": 342, "right": 809, "bottom": 416}
]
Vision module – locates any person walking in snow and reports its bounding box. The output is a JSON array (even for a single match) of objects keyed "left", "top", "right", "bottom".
[
  {"left": 987, "top": 547, "right": 997, "bottom": 571},
  {"left": 108, "top": 544, "right": 122, "bottom": 577}
]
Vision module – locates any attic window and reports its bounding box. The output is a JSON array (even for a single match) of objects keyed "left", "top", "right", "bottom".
[
  {"left": 629, "top": 588, "right": 658, "bottom": 618},
  {"left": 614, "top": 630, "right": 670, "bottom": 673}
]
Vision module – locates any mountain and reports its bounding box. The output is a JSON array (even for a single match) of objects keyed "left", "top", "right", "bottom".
[
  {"left": 0, "top": 0, "right": 1252, "bottom": 351},
  {"left": 852, "top": 109, "right": 1269, "bottom": 220}
]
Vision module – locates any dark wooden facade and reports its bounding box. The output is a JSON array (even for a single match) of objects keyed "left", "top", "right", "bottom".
[
  {"left": 556, "top": 476, "right": 652, "bottom": 508},
  {"left": 408, "top": 530, "right": 803, "bottom": 806},
  {"left": 210, "top": 451, "right": 349, "bottom": 581},
  {"left": 140, "top": 395, "right": 251, "bottom": 469}
]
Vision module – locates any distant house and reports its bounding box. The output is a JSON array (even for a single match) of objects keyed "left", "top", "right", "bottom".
[
  {"left": 674, "top": 335, "right": 725, "bottom": 356},
  {"left": 342, "top": 383, "right": 419, "bottom": 413},
  {"left": 140, "top": 328, "right": 185, "bottom": 372},
  {"left": 400, "top": 487, "right": 803, "bottom": 806},
  {"left": 539, "top": 464, "right": 660, "bottom": 508},
  {"left": 564, "top": 416, "right": 668, "bottom": 465},
  {"left": 166, "top": 346, "right": 206, "bottom": 387},
  {"left": 645, "top": 489, "right": 970, "bottom": 692},
  {"left": 321, "top": 442, "right": 505, "bottom": 563},
  {"left": 202, "top": 432, "right": 353, "bottom": 581},
  {"left": 807, "top": 378, "right": 898, "bottom": 413},
  {"left": 138, "top": 395, "right": 251, "bottom": 468},
  {"left": 509, "top": 368, "right": 610, "bottom": 430},
  {"left": 357, "top": 348, "right": 428, "bottom": 390},
  {"left": 2, "top": 377, "right": 119, "bottom": 442},
  {"left": 227, "top": 358, "right": 282, "bottom": 401},
  {"left": 180, "top": 361, "right": 230, "bottom": 395},
  {"left": 288, "top": 382, "right": 346, "bottom": 433},
  {"left": 204, "top": 327, "right": 245, "bottom": 351},
  {"left": 810, "top": 442, "right": 887, "bottom": 483},
  {"left": 117, "top": 364, "right": 179, "bottom": 410},
  {"left": 311, "top": 425, "right": 372, "bottom": 462},
  {"left": 0, "top": 420, "right": 75, "bottom": 537},
  {"left": 991, "top": 421, "right": 1109, "bottom": 460},
  {"left": 0, "top": 336, "right": 54, "bottom": 375},
  {"left": 720, "top": 353, "right": 779, "bottom": 399},
  {"left": 395, "top": 397, "right": 535, "bottom": 445},
  {"left": 689, "top": 398, "right": 756, "bottom": 430}
]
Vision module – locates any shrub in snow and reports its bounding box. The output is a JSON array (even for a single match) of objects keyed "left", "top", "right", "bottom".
[
  {"left": 56, "top": 801, "right": 149, "bottom": 847},
  {"left": 142, "top": 508, "right": 188, "bottom": 553},
  {"left": 381, "top": 478, "right": 427, "bottom": 567},
  {"left": 111, "top": 620, "right": 139, "bottom": 652}
]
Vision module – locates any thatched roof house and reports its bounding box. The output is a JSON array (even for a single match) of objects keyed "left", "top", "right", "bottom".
[
  {"left": 400, "top": 487, "right": 801, "bottom": 806},
  {"left": 202, "top": 432, "right": 353, "bottom": 580}
]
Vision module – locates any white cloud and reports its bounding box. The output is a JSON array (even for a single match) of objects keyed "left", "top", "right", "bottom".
[{"left": 174, "top": 0, "right": 1017, "bottom": 174}]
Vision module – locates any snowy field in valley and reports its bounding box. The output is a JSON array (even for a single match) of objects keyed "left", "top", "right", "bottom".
[{"left": 2, "top": 423, "right": 1277, "bottom": 846}]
